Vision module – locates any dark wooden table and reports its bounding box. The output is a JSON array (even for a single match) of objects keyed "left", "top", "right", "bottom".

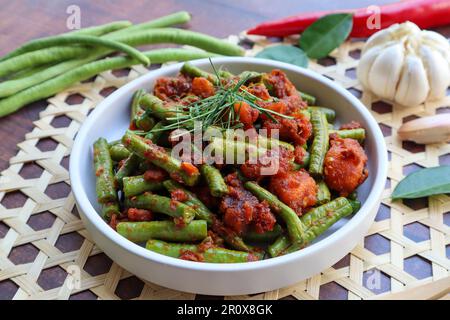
[{"left": 0, "top": 0, "right": 446, "bottom": 300}]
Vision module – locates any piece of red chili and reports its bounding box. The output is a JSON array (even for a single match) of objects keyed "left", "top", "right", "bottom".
[{"left": 247, "top": 0, "right": 450, "bottom": 38}]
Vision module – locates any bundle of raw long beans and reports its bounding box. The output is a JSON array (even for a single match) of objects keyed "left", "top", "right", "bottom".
[{"left": 0, "top": 11, "right": 244, "bottom": 118}]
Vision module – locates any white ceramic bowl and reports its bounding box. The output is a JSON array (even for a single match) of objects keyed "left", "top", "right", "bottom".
[{"left": 70, "top": 57, "right": 387, "bottom": 295}]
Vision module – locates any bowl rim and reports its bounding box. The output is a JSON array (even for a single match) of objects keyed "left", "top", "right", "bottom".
[{"left": 70, "top": 56, "right": 388, "bottom": 272}]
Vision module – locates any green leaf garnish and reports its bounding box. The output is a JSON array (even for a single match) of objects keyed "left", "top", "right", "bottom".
[
  {"left": 255, "top": 45, "right": 308, "bottom": 68},
  {"left": 392, "top": 166, "right": 450, "bottom": 199},
  {"left": 299, "top": 13, "right": 353, "bottom": 59}
]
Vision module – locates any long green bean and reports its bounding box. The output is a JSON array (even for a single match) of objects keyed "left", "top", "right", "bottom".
[
  {"left": 244, "top": 224, "right": 283, "bottom": 243},
  {"left": 210, "top": 138, "right": 268, "bottom": 163},
  {"left": 117, "top": 220, "right": 207, "bottom": 242},
  {"left": 348, "top": 199, "right": 361, "bottom": 213},
  {"left": 205, "top": 125, "right": 294, "bottom": 151},
  {"left": 329, "top": 128, "right": 366, "bottom": 142},
  {"left": 0, "top": 21, "right": 132, "bottom": 62},
  {"left": 130, "top": 89, "right": 146, "bottom": 125},
  {"left": 308, "top": 107, "right": 335, "bottom": 122},
  {"left": 93, "top": 138, "right": 117, "bottom": 204},
  {"left": 145, "top": 239, "right": 263, "bottom": 263},
  {"left": 131, "top": 90, "right": 156, "bottom": 131},
  {"left": 0, "top": 12, "right": 191, "bottom": 77},
  {"left": 268, "top": 235, "right": 291, "bottom": 257},
  {"left": 308, "top": 110, "right": 329, "bottom": 176},
  {"left": 200, "top": 165, "right": 229, "bottom": 197},
  {"left": 0, "top": 11, "right": 197, "bottom": 97},
  {"left": 115, "top": 154, "right": 140, "bottom": 187},
  {"left": 316, "top": 181, "right": 331, "bottom": 205},
  {"left": 105, "top": 11, "right": 191, "bottom": 38},
  {"left": 135, "top": 114, "right": 156, "bottom": 132},
  {"left": 1, "top": 35, "right": 150, "bottom": 75},
  {"left": 162, "top": 179, "right": 251, "bottom": 252},
  {"left": 269, "top": 198, "right": 353, "bottom": 257},
  {"left": 122, "top": 175, "right": 163, "bottom": 197},
  {"left": 292, "top": 150, "right": 310, "bottom": 170},
  {"left": 139, "top": 94, "right": 179, "bottom": 121},
  {"left": 0, "top": 27, "right": 242, "bottom": 79},
  {"left": 145, "top": 121, "right": 165, "bottom": 142},
  {"left": 109, "top": 143, "right": 131, "bottom": 161},
  {"left": 122, "top": 131, "right": 200, "bottom": 186},
  {"left": 126, "top": 193, "right": 195, "bottom": 224},
  {"left": 0, "top": 48, "right": 218, "bottom": 118},
  {"left": 101, "top": 202, "right": 121, "bottom": 220},
  {"left": 181, "top": 62, "right": 218, "bottom": 84},
  {"left": 299, "top": 91, "right": 316, "bottom": 105},
  {"left": 244, "top": 181, "right": 306, "bottom": 245},
  {"left": 162, "top": 180, "right": 213, "bottom": 223}
]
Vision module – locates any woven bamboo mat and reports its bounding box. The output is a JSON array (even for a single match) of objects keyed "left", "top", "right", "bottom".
[{"left": 0, "top": 35, "right": 449, "bottom": 300}]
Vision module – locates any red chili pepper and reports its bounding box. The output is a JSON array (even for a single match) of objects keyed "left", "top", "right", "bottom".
[{"left": 247, "top": 0, "right": 450, "bottom": 38}]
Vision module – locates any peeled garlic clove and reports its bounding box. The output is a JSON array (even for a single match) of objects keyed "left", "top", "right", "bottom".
[
  {"left": 398, "top": 114, "right": 450, "bottom": 144},
  {"left": 368, "top": 43, "right": 404, "bottom": 100},
  {"left": 395, "top": 55, "right": 429, "bottom": 106},
  {"left": 420, "top": 46, "right": 450, "bottom": 100}
]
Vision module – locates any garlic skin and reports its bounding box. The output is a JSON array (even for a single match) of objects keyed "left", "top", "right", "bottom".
[{"left": 357, "top": 22, "right": 450, "bottom": 107}]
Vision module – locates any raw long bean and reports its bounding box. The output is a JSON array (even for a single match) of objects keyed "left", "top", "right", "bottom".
[
  {"left": 0, "top": 12, "right": 190, "bottom": 77},
  {"left": 0, "top": 27, "right": 242, "bottom": 79},
  {"left": 1, "top": 35, "right": 150, "bottom": 75},
  {"left": 106, "top": 11, "right": 191, "bottom": 38},
  {"left": 0, "top": 49, "right": 218, "bottom": 118},
  {"left": 0, "top": 21, "right": 132, "bottom": 62},
  {"left": 117, "top": 220, "right": 207, "bottom": 242},
  {"left": 0, "top": 11, "right": 195, "bottom": 97}
]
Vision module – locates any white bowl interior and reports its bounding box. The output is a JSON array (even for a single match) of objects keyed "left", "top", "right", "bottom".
[{"left": 70, "top": 57, "right": 387, "bottom": 294}]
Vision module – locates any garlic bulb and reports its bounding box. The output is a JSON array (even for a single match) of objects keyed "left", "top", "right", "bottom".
[{"left": 357, "top": 22, "right": 450, "bottom": 107}]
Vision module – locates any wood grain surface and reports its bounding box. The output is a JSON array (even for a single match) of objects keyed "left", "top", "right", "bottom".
[{"left": 0, "top": 0, "right": 448, "bottom": 300}]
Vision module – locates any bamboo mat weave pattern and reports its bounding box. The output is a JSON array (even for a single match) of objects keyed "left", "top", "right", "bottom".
[{"left": 0, "top": 36, "right": 449, "bottom": 300}]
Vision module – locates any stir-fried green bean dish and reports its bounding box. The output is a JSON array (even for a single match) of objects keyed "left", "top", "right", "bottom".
[{"left": 93, "top": 62, "right": 369, "bottom": 263}]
